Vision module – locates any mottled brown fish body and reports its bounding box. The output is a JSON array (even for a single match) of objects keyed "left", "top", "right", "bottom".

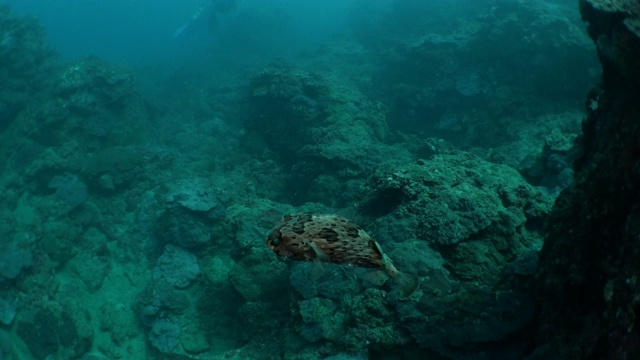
[
  {"left": 266, "top": 213, "right": 420, "bottom": 296},
  {"left": 266, "top": 213, "right": 385, "bottom": 268}
]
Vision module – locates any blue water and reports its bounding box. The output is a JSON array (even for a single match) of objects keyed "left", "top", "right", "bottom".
[{"left": 4, "top": 0, "right": 356, "bottom": 69}]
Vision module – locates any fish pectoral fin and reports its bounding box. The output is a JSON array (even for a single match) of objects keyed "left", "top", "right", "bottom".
[
  {"left": 309, "top": 242, "right": 330, "bottom": 262},
  {"left": 361, "top": 269, "right": 389, "bottom": 286}
]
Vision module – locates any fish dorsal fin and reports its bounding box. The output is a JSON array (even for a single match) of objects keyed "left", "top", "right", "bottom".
[{"left": 309, "top": 242, "right": 330, "bottom": 262}]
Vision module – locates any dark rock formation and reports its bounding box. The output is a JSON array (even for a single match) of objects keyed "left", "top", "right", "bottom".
[
  {"left": 536, "top": 0, "right": 640, "bottom": 358},
  {"left": 0, "top": 5, "right": 57, "bottom": 132},
  {"left": 16, "top": 303, "right": 93, "bottom": 359},
  {"left": 351, "top": 0, "right": 597, "bottom": 145},
  {"left": 244, "top": 67, "right": 409, "bottom": 206},
  {"left": 245, "top": 68, "right": 389, "bottom": 167}
]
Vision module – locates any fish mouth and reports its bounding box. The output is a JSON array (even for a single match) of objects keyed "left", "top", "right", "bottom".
[{"left": 266, "top": 232, "right": 281, "bottom": 251}]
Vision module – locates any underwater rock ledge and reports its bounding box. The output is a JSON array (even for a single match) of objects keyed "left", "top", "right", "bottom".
[{"left": 536, "top": 0, "right": 640, "bottom": 358}]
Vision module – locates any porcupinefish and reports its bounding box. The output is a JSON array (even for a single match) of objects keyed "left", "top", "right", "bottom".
[{"left": 266, "top": 213, "right": 420, "bottom": 296}]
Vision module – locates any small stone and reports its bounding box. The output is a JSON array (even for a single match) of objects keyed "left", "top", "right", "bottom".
[
  {"left": 149, "top": 320, "right": 182, "bottom": 353},
  {"left": 181, "top": 332, "right": 210, "bottom": 354},
  {"left": 98, "top": 174, "right": 115, "bottom": 191},
  {"left": 0, "top": 297, "right": 18, "bottom": 325}
]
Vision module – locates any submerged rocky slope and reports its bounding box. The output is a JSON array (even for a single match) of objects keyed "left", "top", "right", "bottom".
[{"left": 1, "top": 1, "right": 629, "bottom": 359}]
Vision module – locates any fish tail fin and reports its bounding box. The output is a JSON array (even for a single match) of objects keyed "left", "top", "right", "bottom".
[
  {"left": 382, "top": 254, "right": 419, "bottom": 296},
  {"left": 394, "top": 271, "right": 420, "bottom": 296}
]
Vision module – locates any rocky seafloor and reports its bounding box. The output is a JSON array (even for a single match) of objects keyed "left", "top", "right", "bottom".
[{"left": 1, "top": 0, "right": 635, "bottom": 359}]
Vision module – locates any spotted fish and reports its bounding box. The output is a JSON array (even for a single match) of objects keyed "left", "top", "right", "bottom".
[{"left": 266, "top": 213, "right": 419, "bottom": 296}]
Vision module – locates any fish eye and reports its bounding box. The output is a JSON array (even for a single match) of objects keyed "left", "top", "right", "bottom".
[{"left": 267, "top": 234, "right": 280, "bottom": 249}]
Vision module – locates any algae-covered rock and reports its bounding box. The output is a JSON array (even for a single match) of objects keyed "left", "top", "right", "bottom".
[
  {"left": 246, "top": 68, "right": 388, "bottom": 166},
  {"left": 48, "top": 173, "right": 88, "bottom": 209},
  {"left": 157, "top": 205, "right": 211, "bottom": 249},
  {"left": 83, "top": 146, "right": 148, "bottom": 188},
  {"left": 56, "top": 57, "right": 135, "bottom": 112},
  {"left": 166, "top": 178, "right": 220, "bottom": 212},
  {"left": 535, "top": 1, "right": 640, "bottom": 357},
  {"left": 244, "top": 67, "right": 408, "bottom": 206},
  {"left": 71, "top": 251, "right": 109, "bottom": 293},
  {"left": 229, "top": 249, "right": 289, "bottom": 302},
  {"left": 580, "top": 0, "right": 640, "bottom": 86},
  {"left": 365, "top": 150, "right": 551, "bottom": 252},
  {"left": 298, "top": 297, "right": 342, "bottom": 342},
  {"left": 98, "top": 302, "right": 136, "bottom": 346},
  {"left": 0, "top": 246, "right": 32, "bottom": 280},
  {"left": 360, "top": 0, "right": 596, "bottom": 142},
  {"left": 153, "top": 245, "right": 200, "bottom": 288},
  {"left": 149, "top": 319, "right": 182, "bottom": 353},
  {"left": 0, "top": 296, "right": 18, "bottom": 325},
  {"left": 17, "top": 302, "right": 94, "bottom": 359},
  {"left": 356, "top": 147, "right": 552, "bottom": 357},
  {"left": 0, "top": 4, "right": 57, "bottom": 130},
  {"left": 135, "top": 280, "right": 190, "bottom": 325}
]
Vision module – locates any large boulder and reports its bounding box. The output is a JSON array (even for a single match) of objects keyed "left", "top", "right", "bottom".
[
  {"left": 355, "top": 147, "right": 551, "bottom": 358},
  {"left": 244, "top": 67, "right": 410, "bottom": 206}
]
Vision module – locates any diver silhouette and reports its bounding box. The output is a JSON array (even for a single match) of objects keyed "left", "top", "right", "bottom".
[{"left": 173, "top": 0, "right": 237, "bottom": 38}]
